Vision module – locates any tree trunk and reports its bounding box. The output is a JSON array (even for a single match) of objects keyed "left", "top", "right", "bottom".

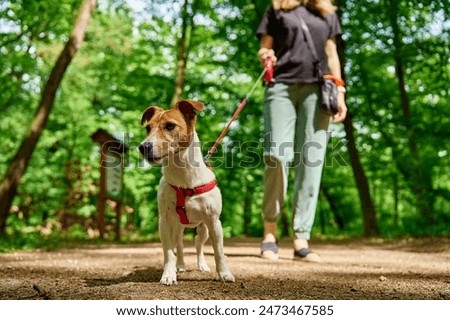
[
  {"left": 386, "top": 0, "right": 435, "bottom": 223},
  {"left": 0, "top": 0, "right": 97, "bottom": 235},
  {"left": 333, "top": 10, "right": 379, "bottom": 236},
  {"left": 280, "top": 206, "right": 289, "bottom": 237},
  {"left": 342, "top": 114, "right": 379, "bottom": 236},
  {"left": 321, "top": 187, "right": 345, "bottom": 230},
  {"left": 242, "top": 185, "right": 251, "bottom": 235},
  {"left": 393, "top": 174, "right": 399, "bottom": 226},
  {"left": 170, "top": 0, "right": 197, "bottom": 107}
]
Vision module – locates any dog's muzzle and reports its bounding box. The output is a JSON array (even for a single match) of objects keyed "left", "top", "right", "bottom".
[{"left": 139, "top": 141, "right": 160, "bottom": 162}]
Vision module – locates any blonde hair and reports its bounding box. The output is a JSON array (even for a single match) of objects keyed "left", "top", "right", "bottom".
[{"left": 272, "top": 0, "right": 337, "bottom": 16}]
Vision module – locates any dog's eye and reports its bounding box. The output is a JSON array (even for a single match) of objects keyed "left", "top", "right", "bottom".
[
  {"left": 165, "top": 123, "right": 176, "bottom": 131},
  {"left": 145, "top": 126, "right": 151, "bottom": 134}
]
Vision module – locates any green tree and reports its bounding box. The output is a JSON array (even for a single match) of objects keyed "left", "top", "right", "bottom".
[{"left": 0, "top": 0, "right": 98, "bottom": 235}]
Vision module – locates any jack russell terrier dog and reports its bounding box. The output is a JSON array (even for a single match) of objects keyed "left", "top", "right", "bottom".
[{"left": 138, "top": 99, "right": 235, "bottom": 285}]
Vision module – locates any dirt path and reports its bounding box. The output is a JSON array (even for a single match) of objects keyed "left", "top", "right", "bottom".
[{"left": 1, "top": 238, "right": 449, "bottom": 300}]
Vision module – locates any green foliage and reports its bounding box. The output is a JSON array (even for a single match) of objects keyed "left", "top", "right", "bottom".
[
  {"left": 338, "top": 0, "right": 450, "bottom": 235},
  {"left": 0, "top": 0, "right": 449, "bottom": 250}
]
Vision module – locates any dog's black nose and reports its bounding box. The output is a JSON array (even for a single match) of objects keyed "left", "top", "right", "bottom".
[{"left": 139, "top": 141, "right": 153, "bottom": 157}]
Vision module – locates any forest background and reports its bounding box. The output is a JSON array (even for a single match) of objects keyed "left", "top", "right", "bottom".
[{"left": 0, "top": 0, "right": 449, "bottom": 250}]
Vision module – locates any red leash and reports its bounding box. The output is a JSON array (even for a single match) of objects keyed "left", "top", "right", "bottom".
[{"left": 204, "top": 57, "right": 274, "bottom": 162}]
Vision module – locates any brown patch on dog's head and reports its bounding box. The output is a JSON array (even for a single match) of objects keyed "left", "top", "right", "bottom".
[
  {"left": 141, "top": 106, "right": 163, "bottom": 127},
  {"left": 174, "top": 99, "right": 204, "bottom": 129},
  {"left": 139, "top": 100, "right": 204, "bottom": 164}
]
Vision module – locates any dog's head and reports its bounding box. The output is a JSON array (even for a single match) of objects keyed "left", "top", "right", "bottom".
[{"left": 138, "top": 99, "right": 204, "bottom": 164}]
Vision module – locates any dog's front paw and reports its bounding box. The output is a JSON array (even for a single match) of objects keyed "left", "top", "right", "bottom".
[
  {"left": 198, "top": 261, "right": 211, "bottom": 273},
  {"left": 219, "top": 271, "right": 235, "bottom": 283},
  {"left": 176, "top": 264, "right": 186, "bottom": 272},
  {"left": 160, "top": 273, "right": 177, "bottom": 286}
]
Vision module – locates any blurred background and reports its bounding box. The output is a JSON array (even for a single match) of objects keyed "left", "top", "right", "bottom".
[{"left": 0, "top": 0, "right": 449, "bottom": 250}]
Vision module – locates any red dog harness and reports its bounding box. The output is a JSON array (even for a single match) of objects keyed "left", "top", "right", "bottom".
[{"left": 169, "top": 180, "right": 217, "bottom": 225}]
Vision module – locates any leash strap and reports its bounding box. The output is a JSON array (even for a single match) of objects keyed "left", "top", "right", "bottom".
[
  {"left": 298, "top": 17, "right": 324, "bottom": 80},
  {"left": 299, "top": 18, "right": 321, "bottom": 68},
  {"left": 205, "top": 67, "right": 267, "bottom": 161},
  {"left": 169, "top": 180, "right": 218, "bottom": 225}
]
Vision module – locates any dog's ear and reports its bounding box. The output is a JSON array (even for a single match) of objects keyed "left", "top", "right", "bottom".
[
  {"left": 141, "top": 106, "right": 163, "bottom": 126},
  {"left": 174, "top": 100, "right": 204, "bottom": 124}
]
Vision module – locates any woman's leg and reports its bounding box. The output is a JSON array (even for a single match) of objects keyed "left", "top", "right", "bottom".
[
  {"left": 291, "top": 84, "right": 330, "bottom": 258},
  {"left": 262, "top": 83, "right": 296, "bottom": 250}
]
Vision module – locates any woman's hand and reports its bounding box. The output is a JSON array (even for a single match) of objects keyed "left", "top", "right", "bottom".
[
  {"left": 325, "top": 37, "right": 347, "bottom": 122},
  {"left": 333, "top": 92, "right": 347, "bottom": 122},
  {"left": 258, "top": 47, "right": 277, "bottom": 67}
]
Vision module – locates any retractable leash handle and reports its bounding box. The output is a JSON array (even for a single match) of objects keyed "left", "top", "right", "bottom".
[{"left": 263, "top": 56, "right": 275, "bottom": 87}]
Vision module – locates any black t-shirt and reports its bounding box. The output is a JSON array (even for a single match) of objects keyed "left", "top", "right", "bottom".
[{"left": 256, "top": 5, "right": 342, "bottom": 84}]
